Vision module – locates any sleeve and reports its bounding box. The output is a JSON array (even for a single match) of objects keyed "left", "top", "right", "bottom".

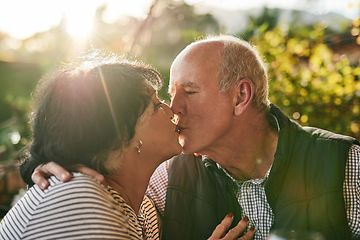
[
  {"left": 343, "top": 144, "right": 360, "bottom": 238},
  {"left": 146, "top": 159, "right": 171, "bottom": 216},
  {"left": 19, "top": 157, "right": 40, "bottom": 186}
]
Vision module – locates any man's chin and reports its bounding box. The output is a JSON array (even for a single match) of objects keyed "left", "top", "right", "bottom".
[
  {"left": 181, "top": 145, "right": 196, "bottom": 155},
  {"left": 179, "top": 138, "right": 200, "bottom": 155}
]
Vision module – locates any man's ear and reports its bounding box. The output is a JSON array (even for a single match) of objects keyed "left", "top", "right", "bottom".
[{"left": 233, "top": 79, "right": 254, "bottom": 116}]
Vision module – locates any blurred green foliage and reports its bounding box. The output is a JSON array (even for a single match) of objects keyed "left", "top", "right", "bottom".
[
  {"left": 249, "top": 23, "right": 360, "bottom": 139},
  {"left": 0, "top": 62, "right": 41, "bottom": 161}
]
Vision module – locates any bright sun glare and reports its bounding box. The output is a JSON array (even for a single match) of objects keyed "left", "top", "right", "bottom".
[
  {"left": 64, "top": 8, "right": 95, "bottom": 41},
  {"left": 0, "top": 0, "right": 357, "bottom": 41}
]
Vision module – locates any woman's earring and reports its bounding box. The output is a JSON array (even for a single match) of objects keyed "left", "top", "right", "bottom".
[{"left": 136, "top": 140, "right": 143, "bottom": 154}]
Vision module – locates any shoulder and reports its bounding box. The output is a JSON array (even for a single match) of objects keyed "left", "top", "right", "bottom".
[
  {"left": 168, "top": 154, "right": 199, "bottom": 170},
  {"left": 168, "top": 154, "right": 208, "bottom": 179},
  {"left": 34, "top": 173, "right": 114, "bottom": 206},
  {"left": 350, "top": 144, "right": 360, "bottom": 154},
  {"left": 346, "top": 144, "right": 360, "bottom": 168},
  {"left": 302, "top": 126, "right": 359, "bottom": 145},
  {"left": 47, "top": 172, "right": 109, "bottom": 195},
  {"left": 1, "top": 173, "right": 132, "bottom": 239},
  {"left": 3, "top": 173, "right": 109, "bottom": 216},
  {"left": 36, "top": 172, "right": 123, "bottom": 213}
]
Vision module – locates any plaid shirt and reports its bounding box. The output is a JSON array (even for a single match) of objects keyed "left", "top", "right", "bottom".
[
  {"left": 217, "top": 162, "right": 274, "bottom": 239},
  {"left": 147, "top": 144, "right": 360, "bottom": 239}
]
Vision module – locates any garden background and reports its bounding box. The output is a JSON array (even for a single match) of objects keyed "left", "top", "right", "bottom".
[{"left": 0, "top": 0, "right": 359, "bottom": 213}]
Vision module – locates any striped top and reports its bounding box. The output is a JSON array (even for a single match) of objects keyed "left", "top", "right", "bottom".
[{"left": 0, "top": 173, "right": 159, "bottom": 240}]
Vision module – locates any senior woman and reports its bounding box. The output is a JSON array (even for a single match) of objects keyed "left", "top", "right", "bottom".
[{"left": 0, "top": 52, "right": 182, "bottom": 239}]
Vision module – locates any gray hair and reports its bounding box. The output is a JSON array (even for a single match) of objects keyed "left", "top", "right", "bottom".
[{"left": 195, "top": 35, "right": 270, "bottom": 111}]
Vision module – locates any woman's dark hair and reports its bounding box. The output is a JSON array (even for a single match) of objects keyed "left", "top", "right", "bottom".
[{"left": 28, "top": 51, "right": 162, "bottom": 174}]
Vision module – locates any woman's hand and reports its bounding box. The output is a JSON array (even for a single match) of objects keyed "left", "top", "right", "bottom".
[
  {"left": 208, "top": 213, "right": 255, "bottom": 240},
  {"left": 31, "top": 162, "right": 105, "bottom": 190}
]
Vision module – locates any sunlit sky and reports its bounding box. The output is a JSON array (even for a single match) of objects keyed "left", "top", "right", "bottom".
[{"left": 0, "top": 0, "right": 358, "bottom": 40}]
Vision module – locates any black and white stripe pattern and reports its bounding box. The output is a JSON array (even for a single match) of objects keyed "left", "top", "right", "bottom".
[
  {"left": 141, "top": 196, "right": 160, "bottom": 239},
  {"left": 1, "top": 173, "right": 160, "bottom": 240},
  {"left": 147, "top": 144, "right": 360, "bottom": 239},
  {"left": 109, "top": 187, "right": 160, "bottom": 239}
]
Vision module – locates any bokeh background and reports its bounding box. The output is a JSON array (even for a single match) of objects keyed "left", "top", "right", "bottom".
[{"left": 0, "top": 0, "right": 359, "bottom": 215}]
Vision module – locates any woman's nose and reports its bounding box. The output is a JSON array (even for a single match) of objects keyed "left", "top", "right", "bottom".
[{"left": 162, "top": 103, "right": 175, "bottom": 119}]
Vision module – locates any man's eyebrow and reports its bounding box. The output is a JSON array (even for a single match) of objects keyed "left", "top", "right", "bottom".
[{"left": 180, "top": 82, "right": 199, "bottom": 88}]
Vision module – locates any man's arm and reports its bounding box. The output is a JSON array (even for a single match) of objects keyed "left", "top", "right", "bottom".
[
  {"left": 146, "top": 159, "right": 170, "bottom": 216},
  {"left": 344, "top": 144, "right": 360, "bottom": 238}
]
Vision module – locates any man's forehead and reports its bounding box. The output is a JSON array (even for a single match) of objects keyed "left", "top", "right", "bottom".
[
  {"left": 185, "top": 40, "right": 224, "bottom": 55},
  {"left": 171, "top": 40, "right": 223, "bottom": 67}
]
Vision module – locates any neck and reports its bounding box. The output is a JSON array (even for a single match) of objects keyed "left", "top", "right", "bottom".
[
  {"left": 203, "top": 108, "right": 278, "bottom": 181},
  {"left": 104, "top": 153, "right": 157, "bottom": 215}
]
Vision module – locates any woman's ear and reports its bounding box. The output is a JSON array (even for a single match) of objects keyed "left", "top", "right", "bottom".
[{"left": 233, "top": 79, "right": 254, "bottom": 116}]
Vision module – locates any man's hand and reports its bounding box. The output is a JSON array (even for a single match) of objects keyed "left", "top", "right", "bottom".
[
  {"left": 208, "top": 213, "right": 255, "bottom": 240},
  {"left": 31, "top": 162, "right": 105, "bottom": 190}
]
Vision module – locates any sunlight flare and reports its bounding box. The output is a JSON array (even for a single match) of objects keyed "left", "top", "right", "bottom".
[{"left": 64, "top": 8, "right": 95, "bottom": 41}]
